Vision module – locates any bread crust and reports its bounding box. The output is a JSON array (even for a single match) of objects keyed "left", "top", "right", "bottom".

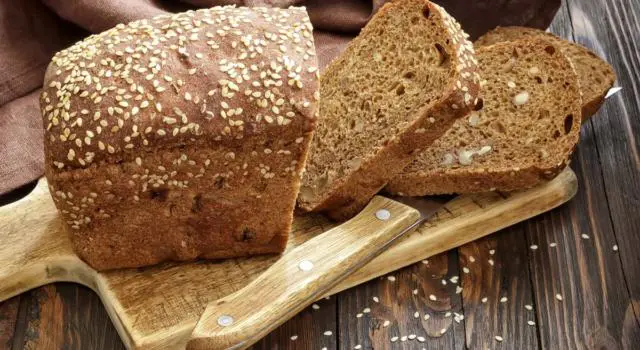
[
  {"left": 298, "top": 0, "right": 480, "bottom": 220},
  {"left": 387, "top": 39, "right": 582, "bottom": 196},
  {"left": 41, "top": 6, "right": 319, "bottom": 270}
]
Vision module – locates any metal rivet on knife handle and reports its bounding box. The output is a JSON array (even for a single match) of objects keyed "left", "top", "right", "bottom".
[
  {"left": 375, "top": 209, "right": 391, "bottom": 221},
  {"left": 217, "top": 315, "right": 234, "bottom": 327}
]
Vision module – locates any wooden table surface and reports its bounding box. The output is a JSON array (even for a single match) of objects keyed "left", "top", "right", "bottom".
[{"left": 1, "top": 0, "right": 639, "bottom": 348}]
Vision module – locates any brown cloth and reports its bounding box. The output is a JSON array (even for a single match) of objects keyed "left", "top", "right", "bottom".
[{"left": 0, "top": 0, "right": 560, "bottom": 195}]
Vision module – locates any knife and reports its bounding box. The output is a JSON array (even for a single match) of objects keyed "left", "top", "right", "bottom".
[{"left": 187, "top": 194, "right": 450, "bottom": 350}]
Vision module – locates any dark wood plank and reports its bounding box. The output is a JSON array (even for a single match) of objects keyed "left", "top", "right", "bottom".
[
  {"left": 11, "top": 284, "right": 124, "bottom": 350},
  {"left": 251, "top": 295, "right": 337, "bottom": 350},
  {"left": 566, "top": 0, "right": 640, "bottom": 325},
  {"left": 459, "top": 226, "right": 539, "bottom": 349},
  {"left": 0, "top": 296, "right": 20, "bottom": 349},
  {"left": 520, "top": 5, "right": 640, "bottom": 349},
  {"left": 337, "top": 251, "right": 465, "bottom": 349}
]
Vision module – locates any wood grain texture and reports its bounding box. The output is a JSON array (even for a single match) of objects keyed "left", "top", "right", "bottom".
[
  {"left": 0, "top": 169, "right": 577, "bottom": 349},
  {"left": 0, "top": 296, "right": 20, "bottom": 349},
  {"left": 188, "top": 196, "right": 422, "bottom": 350},
  {"left": 458, "top": 226, "right": 538, "bottom": 349},
  {"left": 518, "top": 3, "right": 640, "bottom": 349},
  {"left": 337, "top": 251, "right": 465, "bottom": 349},
  {"left": 566, "top": 0, "right": 640, "bottom": 326}
]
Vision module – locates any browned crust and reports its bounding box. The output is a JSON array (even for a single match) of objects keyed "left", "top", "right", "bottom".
[
  {"left": 41, "top": 7, "right": 319, "bottom": 270},
  {"left": 386, "top": 39, "right": 582, "bottom": 197},
  {"left": 385, "top": 162, "right": 568, "bottom": 195},
  {"left": 298, "top": 1, "right": 480, "bottom": 220},
  {"left": 476, "top": 26, "right": 616, "bottom": 120}
]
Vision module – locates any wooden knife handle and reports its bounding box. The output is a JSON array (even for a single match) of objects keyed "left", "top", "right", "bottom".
[{"left": 187, "top": 196, "right": 421, "bottom": 350}]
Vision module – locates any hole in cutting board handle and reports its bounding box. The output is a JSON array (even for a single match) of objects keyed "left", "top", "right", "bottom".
[{"left": 0, "top": 180, "right": 38, "bottom": 207}]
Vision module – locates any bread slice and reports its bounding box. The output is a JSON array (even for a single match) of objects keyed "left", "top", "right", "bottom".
[
  {"left": 386, "top": 39, "right": 582, "bottom": 196},
  {"left": 475, "top": 26, "right": 616, "bottom": 119},
  {"left": 298, "top": 0, "right": 480, "bottom": 220}
]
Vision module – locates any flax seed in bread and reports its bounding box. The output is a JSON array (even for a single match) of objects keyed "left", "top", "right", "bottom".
[
  {"left": 41, "top": 6, "right": 319, "bottom": 270},
  {"left": 298, "top": 0, "right": 480, "bottom": 220},
  {"left": 386, "top": 39, "right": 582, "bottom": 195},
  {"left": 475, "top": 26, "right": 616, "bottom": 119}
]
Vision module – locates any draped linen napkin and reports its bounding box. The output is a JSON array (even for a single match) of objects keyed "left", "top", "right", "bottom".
[{"left": 0, "top": 0, "right": 560, "bottom": 195}]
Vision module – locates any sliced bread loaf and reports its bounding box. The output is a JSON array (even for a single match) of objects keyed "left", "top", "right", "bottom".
[
  {"left": 475, "top": 26, "right": 616, "bottom": 119},
  {"left": 298, "top": 0, "right": 480, "bottom": 220},
  {"left": 386, "top": 39, "right": 582, "bottom": 196}
]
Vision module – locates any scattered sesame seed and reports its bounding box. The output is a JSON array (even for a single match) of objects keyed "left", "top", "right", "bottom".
[
  {"left": 456, "top": 286, "right": 463, "bottom": 294},
  {"left": 413, "top": 289, "right": 419, "bottom": 295},
  {"left": 530, "top": 244, "right": 538, "bottom": 250},
  {"left": 525, "top": 304, "right": 533, "bottom": 311},
  {"left": 495, "top": 335, "right": 504, "bottom": 342},
  {"left": 400, "top": 336, "right": 408, "bottom": 342},
  {"left": 383, "top": 320, "right": 391, "bottom": 327},
  {"left": 482, "top": 297, "right": 488, "bottom": 303},
  {"left": 463, "top": 267, "right": 470, "bottom": 274},
  {"left": 408, "top": 334, "right": 417, "bottom": 340},
  {"left": 356, "top": 313, "right": 363, "bottom": 318},
  {"left": 556, "top": 294, "right": 563, "bottom": 301},
  {"left": 387, "top": 275, "right": 396, "bottom": 282},
  {"left": 323, "top": 331, "right": 332, "bottom": 336},
  {"left": 354, "top": 345, "right": 362, "bottom": 349},
  {"left": 550, "top": 242, "right": 557, "bottom": 247},
  {"left": 421, "top": 260, "right": 429, "bottom": 264},
  {"left": 500, "top": 297, "right": 508, "bottom": 303},
  {"left": 290, "top": 335, "right": 298, "bottom": 341},
  {"left": 440, "top": 328, "right": 447, "bottom": 335},
  {"left": 528, "top": 320, "right": 536, "bottom": 326},
  {"left": 489, "top": 249, "right": 496, "bottom": 255},
  {"left": 424, "top": 313, "right": 430, "bottom": 320},
  {"left": 488, "top": 259, "right": 495, "bottom": 266},
  {"left": 390, "top": 336, "right": 399, "bottom": 342},
  {"left": 429, "top": 294, "right": 437, "bottom": 301},
  {"left": 417, "top": 336, "right": 426, "bottom": 342},
  {"left": 581, "top": 233, "right": 590, "bottom": 239},
  {"left": 373, "top": 296, "right": 379, "bottom": 303},
  {"left": 363, "top": 308, "right": 371, "bottom": 314},
  {"left": 312, "top": 303, "right": 320, "bottom": 310},
  {"left": 613, "top": 244, "right": 619, "bottom": 251},
  {"left": 414, "top": 311, "right": 420, "bottom": 318},
  {"left": 469, "top": 256, "right": 476, "bottom": 263}
]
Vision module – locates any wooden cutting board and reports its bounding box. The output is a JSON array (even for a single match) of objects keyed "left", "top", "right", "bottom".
[{"left": 0, "top": 168, "right": 577, "bottom": 349}]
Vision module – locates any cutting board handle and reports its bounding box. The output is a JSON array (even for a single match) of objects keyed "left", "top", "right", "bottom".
[{"left": 186, "top": 196, "right": 422, "bottom": 350}]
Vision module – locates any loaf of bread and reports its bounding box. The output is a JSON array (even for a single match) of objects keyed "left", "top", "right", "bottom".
[
  {"left": 298, "top": 0, "right": 480, "bottom": 220},
  {"left": 475, "top": 26, "right": 616, "bottom": 119},
  {"left": 386, "top": 39, "right": 582, "bottom": 195},
  {"left": 40, "top": 6, "right": 319, "bottom": 270}
]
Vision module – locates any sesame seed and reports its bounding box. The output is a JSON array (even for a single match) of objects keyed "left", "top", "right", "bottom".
[
  {"left": 550, "top": 242, "right": 557, "bottom": 247},
  {"left": 429, "top": 294, "right": 437, "bottom": 301},
  {"left": 495, "top": 335, "right": 503, "bottom": 342},
  {"left": 312, "top": 303, "right": 320, "bottom": 310},
  {"left": 530, "top": 244, "right": 538, "bottom": 250},
  {"left": 513, "top": 91, "right": 530, "bottom": 106},
  {"left": 613, "top": 244, "right": 619, "bottom": 251},
  {"left": 413, "top": 289, "right": 419, "bottom": 295},
  {"left": 500, "top": 297, "right": 508, "bottom": 303},
  {"left": 323, "top": 331, "right": 332, "bottom": 336},
  {"left": 525, "top": 304, "right": 533, "bottom": 310},
  {"left": 387, "top": 275, "right": 396, "bottom": 282},
  {"left": 363, "top": 307, "right": 371, "bottom": 314},
  {"left": 481, "top": 297, "right": 488, "bottom": 303},
  {"left": 383, "top": 320, "right": 390, "bottom": 327},
  {"left": 354, "top": 345, "right": 361, "bottom": 350},
  {"left": 390, "top": 336, "right": 399, "bottom": 342},
  {"left": 581, "top": 233, "right": 590, "bottom": 239},
  {"left": 440, "top": 328, "right": 447, "bottom": 335},
  {"left": 528, "top": 320, "right": 536, "bottom": 326},
  {"left": 373, "top": 296, "right": 379, "bottom": 303},
  {"left": 556, "top": 294, "right": 563, "bottom": 301},
  {"left": 414, "top": 311, "right": 419, "bottom": 318},
  {"left": 290, "top": 335, "right": 298, "bottom": 341},
  {"left": 463, "top": 267, "right": 470, "bottom": 274}
]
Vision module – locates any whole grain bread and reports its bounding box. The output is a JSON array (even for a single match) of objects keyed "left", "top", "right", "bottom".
[
  {"left": 298, "top": 0, "right": 480, "bottom": 220},
  {"left": 475, "top": 26, "right": 616, "bottom": 119},
  {"left": 41, "top": 6, "right": 319, "bottom": 270},
  {"left": 386, "top": 39, "right": 582, "bottom": 196}
]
